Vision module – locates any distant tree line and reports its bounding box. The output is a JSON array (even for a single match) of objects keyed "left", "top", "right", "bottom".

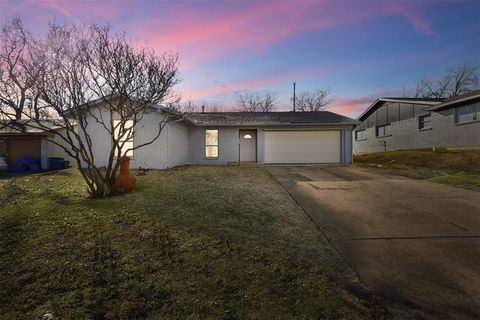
[{"left": 406, "top": 62, "right": 479, "bottom": 99}]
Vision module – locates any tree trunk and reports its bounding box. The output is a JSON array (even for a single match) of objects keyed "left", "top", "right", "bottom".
[
  {"left": 85, "top": 170, "right": 116, "bottom": 198},
  {"left": 15, "top": 107, "right": 23, "bottom": 120},
  {"left": 88, "top": 179, "right": 114, "bottom": 198}
]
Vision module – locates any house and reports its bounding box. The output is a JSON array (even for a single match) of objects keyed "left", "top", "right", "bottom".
[
  {"left": 2, "top": 98, "right": 356, "bottom": 170},
  {"left": 353, "top": 90, "right": 480, "bottom": 153},
  {"left": 60, "top": 103, "right": 357, "bottom": 169},
  {"left": 184, "top": 112, "right": 356, "bottom": 165},
  {"left": 0, "top": 120, "right": 60, "bottom": 170}
]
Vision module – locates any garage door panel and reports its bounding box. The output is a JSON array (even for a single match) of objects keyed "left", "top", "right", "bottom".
[
  {"left": 7, "top": 138, "right": 42, "bottom": 164},
  {"left": 265, "top": 131, "right": 340, "bottom": 163}
]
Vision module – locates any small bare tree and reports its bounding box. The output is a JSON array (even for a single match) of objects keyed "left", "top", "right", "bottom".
[
  {"left": 411, "top": 62, "right": 479, "bottom": 99},
  {"left": 204, "top": 103, "right": 224, "bottom": 112},
  {"left": 295, "top": 89, "right": 332, "bottom": 112},
  {"left": 237, "top": 91, "right": 275, "bottom": 112},
  {"left": 168, "top": 100, "right": 223, "bottom": 113},
  {"left": 165, "top": 97, "right": 194, "bottom": 113},
  {"left": 1, "top": 22, "right": 180, "bottom": 197},
  {"left": 0, "top": 18, "right": 45, "bottom": 120}
]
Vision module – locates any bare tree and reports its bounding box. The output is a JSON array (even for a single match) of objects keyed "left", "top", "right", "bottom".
[
  {"left": 1, "top": 22, "right": 180, "bottom": 197},
  {"left": 237, "top": 91, "right": 275, "bottom": 112},
  {"left": 448, "top": 63, "right": 479, "bottom": 97},
  {"left": 168, "top": 100, "right": 223, "bottom": 113},
  {"left": 0, "top": 18, "right": 45, "bottom": 120},
  {"left": 165, "top": 97, "right": 194, "bottom": 113},
  {"left": 295, "top": 89, "right": 332, "bottom": 112},
  {"left": 203, "top": 103, "right": 224, "bottom": 112},
  {"left": 411, "top": 62, "right": 479, "bottom": 99}
]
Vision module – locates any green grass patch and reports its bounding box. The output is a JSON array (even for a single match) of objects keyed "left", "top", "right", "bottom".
[
  {"left": 0, "top": 166, "right": 386, "bottom": 319},
  {"left": 430, "top": 173, "right": 480, "bottom": 191},
  {"left": 354, "top": 149, "right": 480, "bottom": 191}
]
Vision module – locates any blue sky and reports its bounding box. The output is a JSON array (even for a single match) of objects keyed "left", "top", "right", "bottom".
[{"left": 1, "top": 0, "right": 479, "bottom": 116}]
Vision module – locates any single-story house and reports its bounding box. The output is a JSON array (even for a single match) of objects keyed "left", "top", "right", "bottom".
[
  {"left": 353, "top": 90, "right": 480, "bottom": 153},
  {"left": 183, "top": 112, "right": 356, "bottom": 165},
  {"left": 59, "top": 102, "right": 357, "bottom": 169},
  {"left": 2, "top": 100, "right": 356, "bottom": 170}
]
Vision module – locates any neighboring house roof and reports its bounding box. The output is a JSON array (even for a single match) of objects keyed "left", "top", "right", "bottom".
[
  {"left": 0, "top": 119, "right": 61, "bottom": 135},
  {"left": 425, "top": 90, "right": 480, "bottom": 111},
  {"left": 183, "top": 111, "right": 357, "bottom": 127},
  {"left": 356, "top": 97, "right": 444, "bottom": 121}
]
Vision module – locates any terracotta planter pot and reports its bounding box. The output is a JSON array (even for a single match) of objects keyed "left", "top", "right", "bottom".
[{"left": 115, "top": 156, "right": 136, "bottom": 192}]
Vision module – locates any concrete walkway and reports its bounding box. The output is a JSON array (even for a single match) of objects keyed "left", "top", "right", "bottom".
[{"left": 266, "top": 165, "right": 480, "bottom": 320}]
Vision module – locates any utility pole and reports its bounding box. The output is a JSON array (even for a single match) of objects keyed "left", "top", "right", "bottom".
[{"left": 293, "top": 81, "right": 296, "bottom": 112}]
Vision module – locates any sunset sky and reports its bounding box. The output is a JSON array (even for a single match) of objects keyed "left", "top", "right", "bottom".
[{"left": 1, "top": 0, "right": 479, "bottom": 117}]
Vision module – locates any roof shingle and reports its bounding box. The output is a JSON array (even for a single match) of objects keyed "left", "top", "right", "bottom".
[{"left": 183, "top": 111, "right": 357, "bottom": 126}]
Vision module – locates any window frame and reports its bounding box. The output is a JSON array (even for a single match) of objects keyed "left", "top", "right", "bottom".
[
  {"left": 375, "top": 124, "right": 392, "bottom": 138},
  {"left": 354, "top": 129, "right": 367, "bottom": 141},
  {"left": 418, "top": 113, "right": 432, "bottom": 131},
  {"left": 113, "top": 119, "right": 134, "bottom": 158},
  {"left": 204, "top": 129, "right": 219, "bottom": 159},
  {"left": 455, "top": 103, "right": 480, "bottom": 125}
]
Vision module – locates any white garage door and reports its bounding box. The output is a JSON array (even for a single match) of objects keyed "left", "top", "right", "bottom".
[{"left": 264, "top": 130, "right": 341, "bottom": 163}]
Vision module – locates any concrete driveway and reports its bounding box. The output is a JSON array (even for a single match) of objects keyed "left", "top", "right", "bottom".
[{"left": 266, "top": 165, "right": 480, "bottom": 320}]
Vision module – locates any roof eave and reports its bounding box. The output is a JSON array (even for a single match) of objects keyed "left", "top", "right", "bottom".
[
  {"left": 425, "top": 93, "right": 480, "bottom": 111},
  {"left": 183, "top": 122, "right": 357, "bottom": 127},
  {"left": 356, "top": 98, "right": 442, "bottom": 121}
]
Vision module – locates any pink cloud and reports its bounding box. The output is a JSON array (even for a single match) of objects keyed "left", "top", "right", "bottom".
[
  {"left": 32, "top": 0, "right": 131, "bottom": 20},
  {"left": 327, "top": 97, "right": 374, "bottom": 118},
  {"left": 135, "top": 1, "right": 374, "bottom": 64},
  {"left": 327, "top": 86, "right": 401, "bottom": 118},
  {"left": 383, "top": 1, "right": 438, "bottom": 37},
  {"left": 183, "top": 65, "right": 346, "bottom": 100}
]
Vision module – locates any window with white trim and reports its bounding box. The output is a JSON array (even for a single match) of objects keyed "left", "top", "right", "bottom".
[
  {"left": 113, "top": 120, "right": 134, "bottom": 157},
  {"left": 455, "top": 103, "right": 480, "bottom": 124},
  {"left": 418, "top": 113, "right": 432, "bottom": 130},
  {"left": 355, "top": 129, "right": 367, "bottom": 141},
  {"left": 376, "top": 124, "right": 391, "bottom": 137},
  {"left": 205, "top": 129, "right": 218, "bottom": 158}
]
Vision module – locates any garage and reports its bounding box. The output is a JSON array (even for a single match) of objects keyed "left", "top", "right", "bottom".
[
  {"left": 264, "top": 130, "right": 341, "bottom": 164},
  {"left": 0, "top": 135, "right": 42, "bottom": 164}
]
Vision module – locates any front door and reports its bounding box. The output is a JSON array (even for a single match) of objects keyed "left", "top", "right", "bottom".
[{"left": 239, "top": 130, "right": 256, "bottom": 162}]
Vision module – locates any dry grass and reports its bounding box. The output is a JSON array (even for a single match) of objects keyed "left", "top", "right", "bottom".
[
  {"left": 0, "top": 166, "right": 387, "bottom": 319},
  {"left": 354, "top": 149, "right": 480, "bottom": 191}
]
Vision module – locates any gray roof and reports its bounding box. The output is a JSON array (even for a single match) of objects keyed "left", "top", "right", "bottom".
[
  {"left": 0, "top": 119, "right": 61, "bottom": 135},
  {"left": 425, "top": 90, "right": 480, "bottom": 111},
  {"left": 357, "top": 97, "right": 444, "bottom": 121},
  {"left": 379, "top": 97, "right": 444, "bottom": 103},
  {"left": 183, "top": 111, "right": 357, "bottom": 126}
]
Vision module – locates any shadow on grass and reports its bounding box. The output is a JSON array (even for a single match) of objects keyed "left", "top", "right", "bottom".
[
  {"left": 0, "top": 212, "right": 29, "bottom": 310},
  {"left": 0, "top": 166, "right": 390, "bottom": 319}
]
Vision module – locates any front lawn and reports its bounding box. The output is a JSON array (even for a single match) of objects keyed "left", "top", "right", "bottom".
[
  {"left": 0, "top": 166, "right": 386, "bottom": 319},
  {"left": 354, "top": 149, "right": 480, "bottom": 191}
]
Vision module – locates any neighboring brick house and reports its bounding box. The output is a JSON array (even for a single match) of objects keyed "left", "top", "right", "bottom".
[{"left": 353, "top": 90, "right": 480, "bottom": 153}]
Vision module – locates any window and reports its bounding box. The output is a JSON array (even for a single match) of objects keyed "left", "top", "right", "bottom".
[
  {"left": 113, "top": 120, "right": 134, "bottom": 157},
  {"left": 376, "top": 124, "right": 391, "bottom": 137},
  {"left": 418, "top": 113, "right": 432, "bottom": 130},
  {"left": 205, "top": 129, "right": 218, "bottom": 158},
  {"left": 355, "top": 130, "right": 367, "bottom": 141},
  {"left": 455, "top": 103, "right": 480, "bottom": 124}
]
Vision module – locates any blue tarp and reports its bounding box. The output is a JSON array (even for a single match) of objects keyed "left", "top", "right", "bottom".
[{"left": 8, "top": 156, "right": 41, "bottom": 172}]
